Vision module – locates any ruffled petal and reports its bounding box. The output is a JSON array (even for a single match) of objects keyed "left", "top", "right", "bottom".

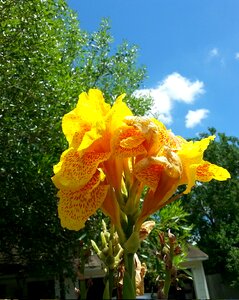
[
  {"left": 52, "top": 148, "right": 110, "bottom": 190},
  {"left": 177, "top": 136, "right": 216, "bottom": 193},
  {"left": 76, "top": 89, "right": 110, "bottom": 122},
  {"left": 111, "top": 126, "right": 147, "bottom": 158},
  {"left": 196, "top": 162, "right": 231, "bottom": 182},
  {"left": 62, "top": 110, "right": 90, "bottom": 148},
  {"left": 134, "top": 151, "right": 182, "bottom": 191},
  {"left": 105, "top": 93, "right": 133, "bottom": 132},
  {"left": 58, "top": 182, "right": 109, "bottom": 231},
  {"left": 124, "top": 116, "right": 168, "bottom": 156},
  {"left": 62, "top": 89, "right": 110, "bottom": 149}
]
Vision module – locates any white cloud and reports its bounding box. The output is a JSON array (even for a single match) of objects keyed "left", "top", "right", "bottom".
[
  {"left": 134, "top": 72, "right": 205, "bottom": 124},
  {"left": 235, "top": 52, "right": 239, "bottom": 60},
  {"left": 209, "top": 48, "right": 219, "bottom": 58},
  {"left": 185, "top": 109, "right": 209, "bottom": 128},
  {"left": 207, "top": 48, "right": 225, "bottom": 66}
]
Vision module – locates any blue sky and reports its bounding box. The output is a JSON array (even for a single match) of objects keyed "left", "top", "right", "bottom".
[{"left": 67, "top": 0, "right": 239, "bottom": 138}]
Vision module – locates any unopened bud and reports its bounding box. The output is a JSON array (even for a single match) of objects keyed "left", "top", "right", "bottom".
[
  {"left": 168, "top": 229, "right": 176, "bottom": 244},
  {"left": 158, "top": 232, "right": 165, "bottom": 245},
  {"left": 91, "top": 240, "right": 101, "bottom": 255},
  {"left": 101, "top": 232, "right": 107, "bottom": 247},
  {"left": 174, "top": 245, "right": 182, "bottom": 255},
  {"left": 102, "top": 247, "right": 109, "bottom": 256}
]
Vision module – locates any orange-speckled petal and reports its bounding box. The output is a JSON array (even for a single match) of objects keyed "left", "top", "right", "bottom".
[
  {"left": 196, "top": 162, "right": 231, "bottom": 182},
  {"left": 52, "top": 148, "right": 110, "bottom": 190},
  {"left": 176, "top": 135, "right": 230, "bottom": 193},
  {"left": 166, "top": 131, "right": 186, "bottom": 151},
  {"left": 111, "top": 126, "right": 147, "bottom": 158},
  {"left": 134, "top": 157, "right": 164, "bottom": 191},
  {"left": 134, "top": 152, "right": 182, "bottom": 191},
  {"left": 58, "top": 180, "right": 109, "bottom": 231},
  {"left": 124, "top": 116, "right": 169, "bottom": 156},
  {"left": 137, "top": 173, "right": 180, "bottom": 228}
]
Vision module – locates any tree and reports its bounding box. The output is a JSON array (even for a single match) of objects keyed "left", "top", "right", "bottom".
[
  {"left": 182, "top": 128, "right": 239, "bottom": 286},
  {"left": 0, "top": 0, "right": 151, "bottom": 290}
]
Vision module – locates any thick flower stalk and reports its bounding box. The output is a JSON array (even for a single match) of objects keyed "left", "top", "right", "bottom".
[
  {"left": 52, "top": 89, "right": 230, "bottom": 299},
  {"left": 91, "top": 220, "right": 123, "bottom": 299}
]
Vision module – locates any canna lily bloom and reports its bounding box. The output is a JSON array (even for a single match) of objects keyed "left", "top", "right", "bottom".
[
  {"left": 52, "top": 88, "right": 231, "bottom": 300},
  {"left": 52, "top": 88, "right": 230, "bottom": 234}
]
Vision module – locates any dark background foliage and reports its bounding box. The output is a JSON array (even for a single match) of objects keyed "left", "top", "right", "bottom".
[{"left": 0, "top": 0, "right": 151, "bottom": 280}]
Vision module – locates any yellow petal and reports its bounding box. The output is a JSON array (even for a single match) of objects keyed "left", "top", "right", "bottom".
[
  {"left": 78, "top": 120, "right": 106, "bottom": 151},
  {"left": 137, "top": 173, "right": 180, "bottom": 228},
  {"left": 178, "top": 135, "right": 215, "bottom": 164},
  {"left": 62, "top": 89, "right": 110, "bottom": 149},
  {"left": 181, "top": 164, "right": 197, "bottom": 194},
  {"left": 134, "top": 151, "right": 182, "bottom": 191},
  {"left": 52, "top": 148, "right": 110, "bottom": 190},
  {"left": 196, "top": 162, "right": 231, "bottom": 182},
  {"left": 58, "top": 180, "right": 109, "bottom": 231},
  {"left": 111, "top": 125, "right": 147, "bottom": 158},
  {"left": 124, "top": 116, "right": 168, "bottom": 156},
  {"left": 105, "top": 93, "right": 133, "bottom": 132},
  {"left": 177, "top": 136, "right": 216, "bottom": 193},
  {"left": 76, "top": 89, "right": 110, "bottom": 122},
  {"left": 62, "top": 110, "right": 90, "bottom": 148}
]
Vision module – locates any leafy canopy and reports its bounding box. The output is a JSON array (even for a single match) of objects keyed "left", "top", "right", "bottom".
[
  {"left": 182, "top": 128, "right": 239, "bottom": 286},
  {"left": 0, "top": 0, "right": 151, "bottom": 278}
]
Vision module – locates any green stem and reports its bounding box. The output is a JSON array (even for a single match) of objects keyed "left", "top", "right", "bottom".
[
  {"left": 103, "top": 279, "right": 110, "bottom": 300},
  {"left": 103, "top": 268, "right": 115, "bottom": 300},
  {"left": 79, "top": 251, "right": 87, "bottom": 300},
  {"left": 163, "top": 268, "right": 171, "bottom": 299},
  {"left": 79, "top": 279, "right": 87, "bottom": 300},
  {"left": 122, "top": 251, "right": 136, "bottom": 299},
  {"left": 108, "top": 268, "right": 114, "bottom": 299}
]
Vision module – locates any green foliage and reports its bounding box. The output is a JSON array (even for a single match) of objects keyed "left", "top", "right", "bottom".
[
  {"left": 1, "top": 0, "right": 82, "bottom": 276},
  {"left": 182, "top": 128, "right": 239, "bottom": 286},
  {"left": 139, "top": 200, "right": 193, "bottom": 291},
  {"left": 0, "top": 0, "right": 150, "bottom": 279}
]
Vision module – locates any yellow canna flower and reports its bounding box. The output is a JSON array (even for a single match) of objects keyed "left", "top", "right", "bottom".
[{"left": 52, "top": 88, "right": 230, "bottom": 235}]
